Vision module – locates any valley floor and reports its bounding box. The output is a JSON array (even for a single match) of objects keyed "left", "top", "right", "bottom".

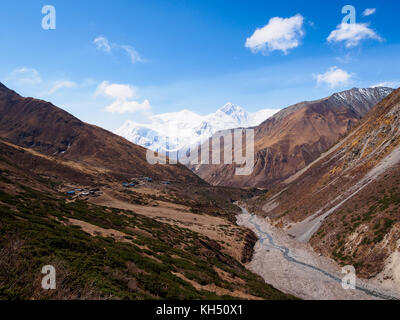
[
  {"left": 237, "top": 207, "right": 400, "bottom": 300},
  {"left": 88, "top": 188, "right": 247, "bottom": 262}
]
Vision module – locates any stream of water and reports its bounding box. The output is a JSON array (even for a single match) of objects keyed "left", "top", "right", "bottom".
[{"left": 239, "top": 206, "right": 398, "bottom": 300}]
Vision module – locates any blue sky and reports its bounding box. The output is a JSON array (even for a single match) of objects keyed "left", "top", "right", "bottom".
[{"left": 1, "top": 0, "right": 399, "bottom": 130}]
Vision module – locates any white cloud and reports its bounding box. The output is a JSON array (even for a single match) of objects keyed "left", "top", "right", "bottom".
[
  {"left": 245, "top": 14, "right": 305, "bottom": 54},
  {"left": 314, "top": 67, "right": 353, "bottom": 88},
  {"left": 96, "top": 81, "right": 151, "bottom": 114},
  {"left": 48, "top": 80, "right": 77, "bottom": 94},
  {"left": 327, "top": 23, "right": 382, "bottom": 48},
  {"left": 7, "top": 67, "right": 42, "bottom": 85},
  {"left": 371, "top": 81, "right": 400, "bottom": 89},
  {"left": 336, "top": 54, "right": 352, "bottom": 64},
  {"left": 95, "top": 81, "right": 136, "bottom": 100},
  {"left": 104, "top": 99, "right": 151, "bottom": 114},
  {"left": 4, "top": 67, "right": 93, "bottom": 99},
  {"left": 93, "top": 36, "right": 111, "bottom": 53},
  {"left": 363, "top": 8, "right": 376, "bottom": 17},
  {"left": 93, "top": 36, "right": 145, "bottom": 64},
  {"left": 120, "top": 45, "right": 145, "bottom": 64}
]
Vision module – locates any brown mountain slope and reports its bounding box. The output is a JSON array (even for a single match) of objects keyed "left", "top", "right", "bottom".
[
  {"left": 193, "top": 87, "right": 393, "bottom": 188},
  {"left": 0, "top": 84, "right": 295, "bottom": 300},
  {"left": 0, "top": 82, "right": 203, "bottom": 184},
  {"left": 0, "top": 140, "right": 294, "bottom": 300},
  {"left": 248, "top": 88, "right": 400, "bottom": 287}
]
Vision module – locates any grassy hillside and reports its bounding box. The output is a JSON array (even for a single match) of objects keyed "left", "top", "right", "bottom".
[{"left": 0, "top": 182, "right": 294, "bottom": 300}]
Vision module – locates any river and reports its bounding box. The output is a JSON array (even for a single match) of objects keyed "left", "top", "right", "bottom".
[{"left": 236, "top": 206, "right": 399, "bottom": 300}]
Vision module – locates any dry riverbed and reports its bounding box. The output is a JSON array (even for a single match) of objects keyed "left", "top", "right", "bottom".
[{"left": 237, "top": 207, "right": 400, "bottom": 300}]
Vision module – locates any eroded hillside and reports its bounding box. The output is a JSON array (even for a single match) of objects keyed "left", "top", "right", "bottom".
[
  {"left": 193, "top": 87, "right": 393, "bottom": 188},
  {"left": 247, "top": 88, "right": 400, "bottom": 291}
]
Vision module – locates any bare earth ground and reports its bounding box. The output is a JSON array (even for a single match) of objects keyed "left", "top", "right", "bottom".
[
  {"left": 374, "top": 242, "right": 400, "bottom": 293},
  {"left": 287, "top": 145, "right": 400, "bottom": 243},
  {"left": 89, "top": 188, "right": 247, "bottom": 262},
  {"left": 237, "top": 211, "right": 400, "bottom": 300},
  {"left": 172, "top": 272, "right": 262, "bottom": 300},
  {"left": 66, "top": 218, "right": 134, "bottom": 244}
]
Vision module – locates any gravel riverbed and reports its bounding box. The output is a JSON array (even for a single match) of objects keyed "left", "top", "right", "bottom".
[{"left": 237, "top": 207, "right": 399, "bottom": 300}]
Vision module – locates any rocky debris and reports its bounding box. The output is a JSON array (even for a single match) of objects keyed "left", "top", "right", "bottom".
[{"left": 237, "top": 210, "right": 400, "bottom": 300}]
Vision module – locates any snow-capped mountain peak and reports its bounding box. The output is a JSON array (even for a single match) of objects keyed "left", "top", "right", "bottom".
[
  {"left": 330, "top": 87, "right": 394, "bottom": 116},
  {"left": 218, "top": 102, "right": 243, "bottom": 115},
  {"left": 114, "top": 88, "right": 394, "bottom": 157},
  {"left": 115, "top": 103, "right": 279, "bottom": 155}
]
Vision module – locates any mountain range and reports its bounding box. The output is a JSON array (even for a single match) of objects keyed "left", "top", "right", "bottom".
[
  {"left": 247, "top": 87, "right": 400, "bottom": 292},
  {"left": 115, "top": 103, "right": 279, "bottom": 154},
  {"left": 0, "top": 82, "right": 202, "bottom": 184},
  {"left": 0, "top": 82, "right": 294, "bottom": 300},
  {"left": 192, "top": 87, "right": 394, "bottom": 188},
  {"left": 1, "top": 80, "right": 399, "bottom": 300}
]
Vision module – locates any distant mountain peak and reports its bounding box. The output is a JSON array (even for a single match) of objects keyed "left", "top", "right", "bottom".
[
  {"left": 0, "top": 83, "right": 202, "bottom": 184},
  {"left": 115, "top": 103, "right": 279, "bottom": 154},
  {"left": 218, "top": 103, "right": 243, "bottom": 115},
  {"left": 193, "top": 87, "right": 394, "bottom": 188},
  {"left": 331, "top": 86, "right": 393, "bottom": 99},
  {"left": 329, "top": 87, "right": 394, "bottom": 115}
]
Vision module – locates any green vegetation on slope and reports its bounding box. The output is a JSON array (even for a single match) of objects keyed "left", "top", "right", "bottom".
[{"left": 0, "top": 186, "right": 293, "bottom": 300}]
